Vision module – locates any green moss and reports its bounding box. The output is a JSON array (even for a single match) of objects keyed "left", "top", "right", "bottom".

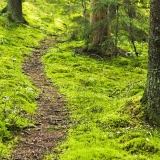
[
  {"left": 123, "top": 137, "right": 159, "bottom": 154},
  {"left": 0, "top": 0, "right": 55, "bottom": 158},
  {"left": 1, "top": 0, "right": 159, "bottom": 159},
  {"left": 42, "top": 38, "right": 160, "bottom": 159}
]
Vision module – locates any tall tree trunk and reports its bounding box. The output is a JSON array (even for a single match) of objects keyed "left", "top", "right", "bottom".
[
  {"left": 89, "top": 0, "right": 110, "bottom": 55},
  {"left": 141, "top": 0, "right": 160, "bottom": 125},
  {"left": 7, "top": 0, "right": 27, "bottom": 23},
  {"left": 8, "top": 0, "right": 23, "bottom": 22}
]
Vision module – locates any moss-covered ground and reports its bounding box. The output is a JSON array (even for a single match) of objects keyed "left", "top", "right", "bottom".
[{"left": 1, "top": 0, "right": 160, "bottom": 159}]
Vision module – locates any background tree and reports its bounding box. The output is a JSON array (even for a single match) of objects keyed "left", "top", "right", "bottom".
[
  {"left": 141, "top": 0, "right": 160, "bottom": 125},
  {"left": 123, "top": 0, "right": 139, "bottom": 56},
  {"left": 73, "top": 0, "right": 149, "bottom": 57},
  {"left": 87, "top": 0, "right": 120, "bottom": 56},
  {"left": 89, "top": 0, "right": 111, "bottom": 55},
  {"left": 1, "top": 0, "right": 27, "bottom": 23}
]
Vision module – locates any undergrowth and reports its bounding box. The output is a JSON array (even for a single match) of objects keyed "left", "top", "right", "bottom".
[
  {"left": 43, "top": 40, "right": 160, "bottom": 160},
  {"left": 42, "top": 1, "right": 160, "bottom": 160},
  {"left": 1, "top": 0, "right": 160, "bottom": 159},
  {"left": 0, "top": 0, "right": 59, "bottom": 158}
]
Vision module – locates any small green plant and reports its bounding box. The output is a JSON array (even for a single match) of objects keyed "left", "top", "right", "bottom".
[
  {"left": 40, "top": 6, "right": 160, "bottom": 157},
  {"left": 0, "top": 0, "right": 53, "bottom": 158},
  {"left": 1, "top": 0, "right": 160, "bottom": 159}
]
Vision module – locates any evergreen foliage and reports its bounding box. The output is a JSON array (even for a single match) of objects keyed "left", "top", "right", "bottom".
[{"left": 0, "top": 0, "right": 160, "bottom": 159}]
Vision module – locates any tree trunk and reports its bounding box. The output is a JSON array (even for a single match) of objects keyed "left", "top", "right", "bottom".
[
  {"left": 89, "top": 0, "right": 111, "bottom": 55},
  {"left": 141, "top": 0, "right": 160, "bottom": 125},
  {"left": 7, "top": 0, "right": 27, "bottom": 23}
]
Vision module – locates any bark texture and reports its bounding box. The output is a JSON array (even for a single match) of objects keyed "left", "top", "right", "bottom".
[
  {"left": 142, "top": 0, "right": 160, "bottom": 125},
  {"left": 89, "top": 0, "right": 110, "bottom": 54},
  {"left": 7, "top": 0, "right": 27, "bottom": 23}
]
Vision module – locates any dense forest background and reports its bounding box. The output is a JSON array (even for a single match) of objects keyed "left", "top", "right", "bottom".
[{"left": 1, "top": 0, "right": 160, "bottom": 159}]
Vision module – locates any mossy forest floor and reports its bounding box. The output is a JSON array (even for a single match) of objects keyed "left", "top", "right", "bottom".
[{"left": 1, "top": 0, "right": 160, "bottom": 160}]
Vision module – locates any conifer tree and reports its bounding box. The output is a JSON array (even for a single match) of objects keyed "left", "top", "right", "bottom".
[
  {"left": 141, "top": 0, "right": 160, "bottom": 125},
  {"left": 89, "top": 0, "right": 110, "bottom": 55},
  {"left": 88, "top": 0, "right": 118, "bottom": 56}
]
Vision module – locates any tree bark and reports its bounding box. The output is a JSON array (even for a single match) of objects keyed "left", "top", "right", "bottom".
[
  {"left": 8, "top": 0, "right": 23, "bottom": 22},
  {"left": 141, "top": 0, "right": 160, "bottom": 125},
  {"left": 7, "top": 0, "right": 27, "bottom": 23},
  {"left": 89, "top": 0, "right": 111, "bottom": 55}
]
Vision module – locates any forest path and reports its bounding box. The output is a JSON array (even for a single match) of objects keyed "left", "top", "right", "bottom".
[{"left": 11, "top": 38, "right": 68, "bottom": 160}]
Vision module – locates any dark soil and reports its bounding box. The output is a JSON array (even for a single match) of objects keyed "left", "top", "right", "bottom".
[{"left": 11, "top": 38, "right": 69, "bottom": 160}]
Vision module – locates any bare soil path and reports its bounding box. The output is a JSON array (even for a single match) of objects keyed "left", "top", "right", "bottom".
[{"left": 11, "top": 38, "right": 69, "bottom": 160}]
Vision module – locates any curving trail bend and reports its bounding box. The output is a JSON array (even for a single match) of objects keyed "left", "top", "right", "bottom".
[{"left": 11, "top": 38, "right": 69, "bottom": 160}]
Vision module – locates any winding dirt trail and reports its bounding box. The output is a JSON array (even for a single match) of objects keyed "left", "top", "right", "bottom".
[{"left": 11, "top": 38, "right": 69, "bottom": 160}]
